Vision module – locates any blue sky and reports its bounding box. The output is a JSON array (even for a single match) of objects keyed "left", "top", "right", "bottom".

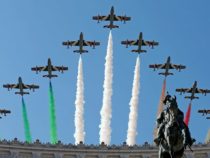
[{"left": 0, "top": 0, "right": 210, "bottom": 145}]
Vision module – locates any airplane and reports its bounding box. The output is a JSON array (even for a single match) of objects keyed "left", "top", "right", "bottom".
[
  {"left": 3, "top": 77, "right": 39, "bottom": 96},
  {"left": 198, "top": 109, "right": 210, "bottom": 116},
  {"left": 92, "top": 6, "right": 131, "bottom": 29},
  {"left": 62, "top": 32, "right": 100, "bottom": 54},
  {"left": 149, "top": 56, "right": 186, "bottom": 77},
  {"left": 0, "top": 109, "right": 11, "bottom": 118},
  {"left": 31, "top": 58, "right": 68, "bottom": 79},
  {"left": 176, "top": 81, "right": 210, "bottom": 100},
  {"left": 121, "top": 32, "right": 159, "bottom": 53}
]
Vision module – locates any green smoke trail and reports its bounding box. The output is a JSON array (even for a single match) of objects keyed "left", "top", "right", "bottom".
[
  {"left": 21, "top": 97, "right": 32, "bottom": 143},
  {"left": 49, "top": 81, "right": 58, "bottom": 144}
]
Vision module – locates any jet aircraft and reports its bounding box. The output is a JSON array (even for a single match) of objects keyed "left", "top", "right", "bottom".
[
  {"left": 149, "top": 56, "right": 186, "bottom": 77},
  {"left": 176, "top": 81, "right": 210, "bottom": 100},
  {"left": 121, "top": 32, "right": 158, "bottom": 53},
  {"left": 198, "top": 109, "right": 210, "bottom": 116},
  {"left": 0, "top": 109, "right": 11, "bottom": 118},
  {"left": 31, "top": 58, "right": 68, "bottom": 79},
  {"left": 62, "top": 32, "right": 100, "bottom": 54},
  {"left": 92, "top": 6, "right": 131, "bottom": 29},
  {"left": 0, "top": 109, "right": 11, "bottom": 115},
  {"left": 3, "top": 77, "right": 39, "bottom": 96}
]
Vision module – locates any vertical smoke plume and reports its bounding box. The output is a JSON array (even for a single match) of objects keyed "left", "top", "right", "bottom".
[
  {"left": 74, "top": 56, "right": 85, "bottom": 144},
  {"left": 99, "top": 31, "right": 113, "bottom": 145},
  {"left": 49, "top": 81, "right": 58, "bottom": 144},
  {"left": 126, "top": 56, "right": 140, "bottom": 146},
  {"left": 21, "top": 97, "right": 32, "bottom": 143},
  {"left": 184, "top": 102, "right": 192, "bottom": 126},
  {"left": 205, "top": 129, "right": 210, "bottom": 144},
  {"left": 153, "top": 78, "right": 166, "bottom": 139}
]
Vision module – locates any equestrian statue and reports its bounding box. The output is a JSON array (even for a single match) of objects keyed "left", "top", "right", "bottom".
[{"left": 154, "top": 93, "right": 195, "bottom": 158}]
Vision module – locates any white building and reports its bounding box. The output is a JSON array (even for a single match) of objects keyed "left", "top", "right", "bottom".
[{"left": 0, "top": 139, "right": 210, "bottom": 158}]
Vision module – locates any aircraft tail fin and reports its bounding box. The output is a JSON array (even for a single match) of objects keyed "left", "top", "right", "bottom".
[
  {"left": 104, "top": 24, "right": 119, "bottom": 29},
  {"left": 43, "top": 74, "right": 58, "bottom": 78},
  {"left": 158, "top": 72, "right": 173, "bottom": 76},
  {"left": 185, "top": 96, "right": 199, "bottom": 99},
  {"left": 15, "top": 92, "right": 29, "bottom": 95},
  {"left": 73, "top": 50, "right": 88, "bottom": 53},
  {"left": 131, "top": 49, "right": 147, "bottom": 53}
]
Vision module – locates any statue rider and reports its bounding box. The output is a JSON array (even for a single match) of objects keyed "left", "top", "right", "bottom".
[{"left": 154, "top": 93, "right": 195, "bottom": 148}]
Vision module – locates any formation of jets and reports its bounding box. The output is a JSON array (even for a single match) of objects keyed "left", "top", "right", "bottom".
[
  {"left": 0, "top": 6, "right": 209, "bottom": 131},
  {"left": 92, "top": 6, "right": 131, "bottom": 29},
  {"left": 176, "top": 81, "right": 210, "bottom": 100},
  {"left": 0, "top": 6, "right": 131, "bottom": 121},
  {"left": 149, "top": 56, "right": 186, "bottom": 77},
  {"left": 3, "top": 77, "right": 39, "bottom": 96},
  {"left": 121, "top": 32, "right": 159, "bottom": 53},
  {"left": 62, "top": 32, "right": 100, "bottom": 54},
  {"left": 31, "top": 58, "right": 68, "bottom": 79},
  {"left": 148, "top": 51, "right": 209, "bottom": 121}
]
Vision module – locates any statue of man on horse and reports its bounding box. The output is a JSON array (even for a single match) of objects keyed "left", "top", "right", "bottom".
[{"left": 154, "top": 94, "right": 195, "bottom": 158}]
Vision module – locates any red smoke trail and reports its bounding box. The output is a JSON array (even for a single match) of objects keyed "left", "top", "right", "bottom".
[
  {"left": 153, "top": 78, "right": 166, "bottom": 139},
  {"left": 184, "top": 102, "right": 192, "bottom": 126}
]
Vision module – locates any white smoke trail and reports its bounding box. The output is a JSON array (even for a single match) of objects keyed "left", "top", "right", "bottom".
[
  {"left": 126, "top": 56, "right": 140, "bottom": 146},
  {"left": 74, "top": 56, "right": 85, "bottom": 144},
  {"left": 99, "top": 31, "right": 113, "bottom": 145},
  {"left": 205, "top": 128, "right": 210, "bottom": 144}
]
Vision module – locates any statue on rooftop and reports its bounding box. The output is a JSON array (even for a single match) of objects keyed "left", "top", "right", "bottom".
[{"left": 154, "top": 94, "right": 195, "bottom": 158}]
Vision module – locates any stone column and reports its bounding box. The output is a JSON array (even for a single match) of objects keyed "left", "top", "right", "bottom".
[
  {"left": 207, "top": 152, "right": 210, "bottom": 158},
  {"left": 32, "top": 152, "right": 41, "bottom": 158},
  {"left": 98, "top": 154, "right": 106, "bottom": 158},
  {"left": 184, "top": 153, "right": 193, "bottom": 158},
  {"left": 77, "top": 153, "right": 86, "bottom": 158},
  {"left": 120, "top": 154, "right": 129, "bottom": 158},
  {"left": 10, "top": 151, "right": 18, "bottom": 158},
  {"left": 55, "top": 153, "right": 63, "bottom": 158}
]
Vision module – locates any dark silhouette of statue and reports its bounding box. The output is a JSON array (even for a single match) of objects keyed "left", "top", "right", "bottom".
[{"left": 154, "top": 93, "right": 195, "bottom": 158}]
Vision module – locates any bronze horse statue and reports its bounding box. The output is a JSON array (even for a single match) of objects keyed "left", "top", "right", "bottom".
[{"left": 156, "top": 95, "right": 194, "bottom": 158}]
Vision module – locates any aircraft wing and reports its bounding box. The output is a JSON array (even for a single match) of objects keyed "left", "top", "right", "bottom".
[
  {"left": 92, "top": 15, "right": 110, "bottom": 21},
  {"left": 3, "top": 84, "right": 19, "bottom": 89},
  {"left": 0, "top": 109, "right": 11, "bottom": 115},
  {"left": 176, "top": 88, "right": 192, "bottom": 93},
  {"left": 52, "top": 66, "right": 68, "bottom": 72},
  {"left": 121, "top": 40, "right": 138, "bottom": 46},
  {"left": 142, "top": 40, "right": 159, "bottom": 47},
  {"left": 198, "top": 109, "right": 210, "bottom": 115},
  {"left": 114, "top": 15, "right": 131, "bottom": 21},
  {"left": 170, "top": 64, "right": 186, "bottom": 70},
  {"left": 121, "top": 40, "right": 158, "bottom": 47},
  {"left": 93, "top": 15, "right": 131, "bottom": 22},
  {"left": 62, "top": 40, "right": 79, "bottom": 46},
  {"left": 31, "top": 66, "right": 47, "bottom": 72},
  {"left": 23, "top": 84, "right": 39, "bottom": 90},
  {"left": 149, "top": 64, "right": 166, "bottom": 69},
  {"left": 83, "top": 41, "right": 100, "bottom": 47},
  {"left": 196, "top": 88, "right": 210, "bottom": 95}
]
